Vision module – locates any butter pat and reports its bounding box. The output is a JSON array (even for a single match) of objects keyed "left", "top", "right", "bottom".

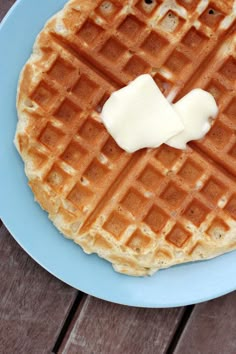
[
  {"left": 101, "top": 74, "right": 184, "bottom": 153},
  {"left": 166, "top": 89, "right": 218, "bottom": 149}
]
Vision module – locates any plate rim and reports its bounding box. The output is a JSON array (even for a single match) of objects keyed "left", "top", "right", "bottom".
[{"left": 0, "top": 0, "right": 236, "bottom": 308}]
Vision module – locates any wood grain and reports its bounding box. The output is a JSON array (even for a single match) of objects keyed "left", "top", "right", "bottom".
[
  {"left": 1, "top": 2, "right": 236, "bottom": 354},
  {"left": 0, "top": 224, "right": 78, "bottom": 354},
  {"left": 59, "top": 296, "right": 185, "bottom": 354},
  {"left": 0, "top": 3, "right": 185, "bottom": 353},
  {"left": 174, "top": 292, "right": 236, "bottom": 354},
  {"left": 0, "top": 3, "right": 79, "bottom": 353},
  {"left": 0, "top": 0, "right": 16, "bottom": 21}
]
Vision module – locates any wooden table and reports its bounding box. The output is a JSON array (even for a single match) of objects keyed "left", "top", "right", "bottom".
[{"left": 1, "top": 1, "right": 236, "bottom": 353}]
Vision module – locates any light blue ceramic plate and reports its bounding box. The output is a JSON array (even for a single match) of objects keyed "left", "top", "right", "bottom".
[{"left": 0, "top": 0, "right": 235, "bottom": 308}]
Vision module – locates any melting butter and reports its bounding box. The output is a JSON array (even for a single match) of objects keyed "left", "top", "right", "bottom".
[
  {"left": 101, "top": 74, "right": 184, "bottom": 153},
  {"left": 101, "top": 74, "right": 218, "bottom": 153},
  {"left": 166, "top": 89, "right": 218, "bottom": 149}
]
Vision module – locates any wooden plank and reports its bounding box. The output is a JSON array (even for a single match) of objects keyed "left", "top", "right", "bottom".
[
  {"left": 173, "top": 292, "right": 236, "bottom": 354},
  {"left": 0, "top": 224, "right": 78, "bottom": 353},
  {"left": 0, "top": 0, "right": 16, "bottom": 22},
  {"left": 1, "top": 3, "right": 185, "bottom": 352},
  {"left": 59, "top": 296, "right": 185, "bottom": 354},
  {"left": 1, "top": 1, "right": 184, "bottom": 353},
  {"left": 0, "top": 1, "right": 81, "bottom": 350}
]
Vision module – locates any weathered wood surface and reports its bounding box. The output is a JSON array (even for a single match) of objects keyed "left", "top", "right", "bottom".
[
  {"left": 0, "top": 2, "right": 79, "bottom": 352},
  {"left": 0, "top": 0, "right": 15, "bottom": 21},
  {"left": 174, "top": 292, "right": 236, "bottom": 354},
  {"left": 0, "top": 2, "right": 185, "bottom": 353},
  {"left": 0, "top": 224, "right": 78, "bottom": 354},
  {"left": 1, "top": 2, "right": 236, "bottom": 354},
  {"left": 59, "top": 296, "right": 185, "bottom": 354}
]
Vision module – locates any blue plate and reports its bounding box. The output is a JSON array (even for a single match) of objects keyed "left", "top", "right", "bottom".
[{"left": 0, "top": 0, "right": 235, "bottom": 308}]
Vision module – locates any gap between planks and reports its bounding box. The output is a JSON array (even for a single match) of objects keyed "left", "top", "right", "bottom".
[
  {"left": 54, "top": 297, "right": 194, "bottom": 354},
  {"left": 0, "top": 3, "right": 229, "bottom": 354},
  {"left": 52, "top": 292, "right": 87, "bottom": 353},
  {"left": 166, "top": 305, "right": 195, "bottom": 354}
]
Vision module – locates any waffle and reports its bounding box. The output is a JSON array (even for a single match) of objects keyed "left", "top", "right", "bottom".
[{"left": 15, "top": 0, "right": 236, "bottom": 276}]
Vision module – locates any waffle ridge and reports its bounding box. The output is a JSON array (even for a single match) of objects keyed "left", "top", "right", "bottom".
[{"left": 15, "top": 0, "right": 236, "bottom": 276}]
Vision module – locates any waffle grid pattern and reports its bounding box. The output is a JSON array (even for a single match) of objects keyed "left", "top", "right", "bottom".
[{"left": 16, "top": 0, "right": 236, "bottom": 274}]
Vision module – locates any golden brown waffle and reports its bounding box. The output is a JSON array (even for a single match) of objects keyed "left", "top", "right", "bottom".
[{"left": 15, "top": 0, "right": 236, "bottom": 275}]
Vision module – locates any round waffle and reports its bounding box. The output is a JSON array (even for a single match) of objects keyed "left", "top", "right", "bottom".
[{"left": 15, "top": 0, "right": 236, "bottom": 276}]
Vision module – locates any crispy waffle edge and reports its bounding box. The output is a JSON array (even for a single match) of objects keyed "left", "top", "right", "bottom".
[{"left": 15, "top": 0, "right": 236, "bottom": 276}]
